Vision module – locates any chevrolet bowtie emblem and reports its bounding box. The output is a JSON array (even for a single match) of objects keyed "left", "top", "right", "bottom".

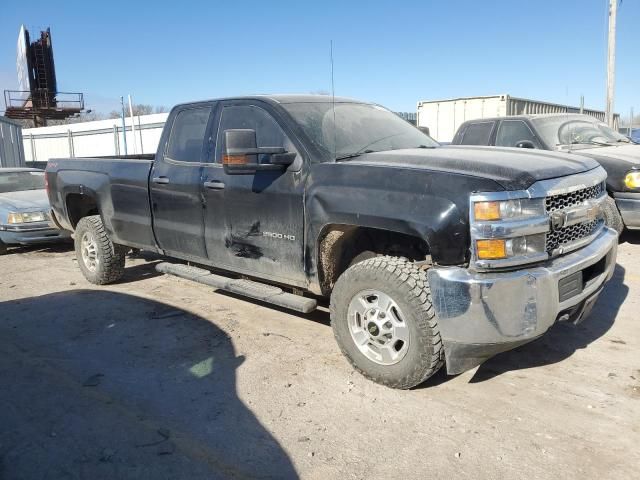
[{"left": 550, "top": 210, "right": 568, "bottom": 231}]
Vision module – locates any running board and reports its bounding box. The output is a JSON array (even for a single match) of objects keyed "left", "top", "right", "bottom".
[{"left": 155, "top": 262, "right": 317, "bottom": 313}]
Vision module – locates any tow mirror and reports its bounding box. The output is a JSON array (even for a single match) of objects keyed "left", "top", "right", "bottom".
[
  {"left": 515, "top": 140, "right": 536, "bottom": 149},
  {"left": 222, "top": 129, "right": 292, "bottom": 174}
]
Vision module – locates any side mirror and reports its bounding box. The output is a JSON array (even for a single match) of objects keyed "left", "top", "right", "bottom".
[
  {"left": 222, "top": 129, "right": 290, "bottom": 174},
  {"left": 418, "top": 126, "right": 430, "bottom": 136},
  {"left": 515, "top": 140, "right": 536, "bottom": 149}
]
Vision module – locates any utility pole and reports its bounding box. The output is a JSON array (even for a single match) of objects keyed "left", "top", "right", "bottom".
[
  {"left": 120, "top": 96, "right": 128, "bottom": 155},
  {"left": 128, "top": 94, "right": 138, "bottom": 155},
  {"left": 606, "top": 0, "right": 618, "bottom": 127}
]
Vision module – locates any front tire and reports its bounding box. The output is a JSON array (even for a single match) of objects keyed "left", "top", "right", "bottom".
[
  {"left": 602, "top": 195, "right": 624, "bottom": 235},
  {"left": 0, "top": 239, "right": 7, "bottom": 255},
  {"left": 330, "top": 256, "right": 443, "bottom": 389},
  {"left": 74, "top": 215, "right": 126, "bottom": 284}
]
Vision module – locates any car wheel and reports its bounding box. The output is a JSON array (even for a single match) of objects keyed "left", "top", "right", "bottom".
[
  {"left": 602, "top": 195, "right": 624, "bottom": 235},
  {"left": 0, "top": 239, "right": 7, "bottom": 255},
  {"left": 330, "top": 256, "right": 444, "bottom": 389},
  {"left": 74, "top": 215, "right": 127, "bottom": 284}
]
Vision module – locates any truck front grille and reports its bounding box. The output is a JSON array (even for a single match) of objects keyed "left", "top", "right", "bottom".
[
  {"left": 546, "top": 219, "right": 602, "bottom": 253},
  {"left": 545, "top": 182, "right": 604, "bottom": 213}
]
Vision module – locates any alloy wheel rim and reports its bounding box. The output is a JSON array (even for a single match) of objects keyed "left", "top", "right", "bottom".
[
  {"left": 347, "top": 289, "right": 410, "bottom": 365},
  {"left": 81, "top": 231, "right": 99, "bottom": 272}
]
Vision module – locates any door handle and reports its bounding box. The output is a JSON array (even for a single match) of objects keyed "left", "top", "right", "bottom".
[
  {"left": 152, "top": 176, "right": 170, "bottom": 185},
  {"left": 204, "top": 180, "right": 225, "bottom": 190}
]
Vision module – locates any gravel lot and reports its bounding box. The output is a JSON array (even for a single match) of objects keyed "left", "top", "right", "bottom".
[{"left": 1, "top": 236, "right": 639, "bottom": 479}]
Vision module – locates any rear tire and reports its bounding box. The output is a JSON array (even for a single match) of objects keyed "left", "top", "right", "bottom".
[
  {"left": 602, "top": 195, "right": 624, "bottom": 235},
  {"left": 330, "top": 256, "right": 443, "bottom": 389},
  {"left": 74, "top": 215, "right": 126, "bottom": 284}
]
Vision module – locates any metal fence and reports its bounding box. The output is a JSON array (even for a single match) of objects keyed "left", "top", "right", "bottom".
[
  {"left": 22, "top": 113, "right": 168, "bottom": 163},
  {"left": 0, "top": 116, "right": 25, "bottom": 168}
]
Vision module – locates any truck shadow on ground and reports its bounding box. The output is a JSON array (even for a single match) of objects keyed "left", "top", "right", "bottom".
[
  {"left": 469, "top": 264, "right": 628, "bottom": 383},
  {"left": 620, "top": 230, "right": 640, "bottom": 245},
  {"left": 0, "top": 290, "right": 298, "bottom": 479}
]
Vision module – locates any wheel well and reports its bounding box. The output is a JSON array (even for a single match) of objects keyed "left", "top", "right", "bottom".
[
  {"left": 317, "top": 225, "right": 430, "bottom": 296},
  {"left": 66, "top": 194, "right": 99, "bottom": 228}
]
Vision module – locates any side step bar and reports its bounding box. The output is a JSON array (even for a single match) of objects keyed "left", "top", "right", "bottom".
[{"left": 155, "top": 262, "right": 317, "bottom": 313}]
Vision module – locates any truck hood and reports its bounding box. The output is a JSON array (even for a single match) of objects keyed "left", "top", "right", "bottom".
[
  {"left": 344, "top": 146, "right": 599, "bottom": 190},
  {"left": 564, "top": 144, "right": 640, "bottom": 191},
  {"left": 0, "top": 189, "right": 49, "bottom": 211}
]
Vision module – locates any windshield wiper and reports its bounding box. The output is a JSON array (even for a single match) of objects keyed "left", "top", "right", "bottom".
[
  {"left": 568, "top": 140, "right": 611, "bottom": 147},
  {"left": 335, "top": 133, "right": 408, "bottom": 161},
  {"left": 335, "top": 149, "right": 375, "bottom": 161}
]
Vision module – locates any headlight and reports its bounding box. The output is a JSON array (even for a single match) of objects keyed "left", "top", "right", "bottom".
[
  {"left": 624, "top": 171, "right": 640, "bottom": 189},
  {"left": 473, "top": 198, "right": 545, "bottom": 221},
  {"left": 7, "top": 211, "right": 47, "bottom": 224},
  {"left": 471, "top": 194, "right": 548, "bottom": 267},
  {"left": 476, "top": 234, "right": 546, "bottom": 260}
]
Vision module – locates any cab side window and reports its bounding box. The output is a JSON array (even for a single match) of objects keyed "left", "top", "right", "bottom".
[
  {"left": 215, "top": 105, "right": 297, "bottom": 164},
  {"left": 495, "top": 120, "right": 541, "bottom": 148},
  {"left": 459, "top": 122, "right": 494, "bottom": 145},
  {"left": 165, "top": 107, "right": 212, "bottom": 162}
]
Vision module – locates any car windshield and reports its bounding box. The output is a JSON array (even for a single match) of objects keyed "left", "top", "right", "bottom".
[
  {"left": 0, "top": 171, "right": 45, "bottom": 193},
  {"left": 282, "top": 101, "right": 438, "bottom": 160},
  {"left": 532, "top": 115, "right": 631, "bottom": 148}
]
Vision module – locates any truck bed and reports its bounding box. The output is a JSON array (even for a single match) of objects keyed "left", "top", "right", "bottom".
[{"left": 46, "top": 156, "right": 157, "bottom": 250}]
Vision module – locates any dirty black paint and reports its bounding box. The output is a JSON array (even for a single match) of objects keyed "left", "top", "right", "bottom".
[{"left": 224, "top": 222, "right": 264, "bottom": 259}]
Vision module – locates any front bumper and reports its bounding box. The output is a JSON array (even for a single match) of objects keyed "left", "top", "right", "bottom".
[
  {"left": 427, "top": 227, "right": 618, "bottom": 374},
  {"left": 614, "top": 192, "right": 640, "bottom": 229},
  {"left": 0, "top": 222, "right": 71, "bottom": 246}
]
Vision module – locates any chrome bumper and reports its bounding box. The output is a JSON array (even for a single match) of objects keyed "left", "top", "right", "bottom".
[
  {"left": 427, "top": 227, "right": 618, "bottom": 374},
  {"left": 0, "top": 222, "right": 71, "bottom": 245},
  {"left": 614, "top": 192, "right": 640, "bottom": 229}
]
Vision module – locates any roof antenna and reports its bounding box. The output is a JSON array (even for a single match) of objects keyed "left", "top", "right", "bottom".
[
  {"left": 330, "top": 40, "right": 337, "bottom": 161},
  {"left": 566, "top": 85, "right": 573, "bottom": 153}
]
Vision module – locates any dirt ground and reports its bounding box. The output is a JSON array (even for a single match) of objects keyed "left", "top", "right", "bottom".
[{"left": 0, "top": 235, "right": 639, "bottom": 480}]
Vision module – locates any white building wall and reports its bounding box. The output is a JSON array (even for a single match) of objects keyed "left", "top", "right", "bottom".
[{"left": 417, "top": 95, "right": 619, "bottom": 143}]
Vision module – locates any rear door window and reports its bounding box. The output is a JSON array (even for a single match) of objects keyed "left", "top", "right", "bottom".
[
  {"left": 495, "top": 120, "right": 541, "bottom": 148},
  {"left": 459, "top": 122, "right": 494, "bottom": 145},
  {"left": 165, "top": 107, "right": 212, "bottom": 162}
]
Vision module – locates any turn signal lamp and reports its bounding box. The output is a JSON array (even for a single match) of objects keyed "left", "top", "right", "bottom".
[
  {"left": 476, "top": 239, "right": 507, "bottom": 260},
  {"left": 222, "top": 154, "right": 248, "bottom": 165},
  {"left": 474, "top": 201, "right": 501, "bottom": 221}
]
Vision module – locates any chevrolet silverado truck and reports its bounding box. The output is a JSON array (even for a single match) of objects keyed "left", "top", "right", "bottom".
[
  {"left": 46, "top": 95, "right": 618, "bottom": 389},
  {"left": 451, "top": 113, "right": 640, "bottom": 233}
]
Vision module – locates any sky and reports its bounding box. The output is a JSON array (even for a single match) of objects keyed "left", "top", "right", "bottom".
[{"left": 0, "top": 0, "right": 638, "bottom": 118}]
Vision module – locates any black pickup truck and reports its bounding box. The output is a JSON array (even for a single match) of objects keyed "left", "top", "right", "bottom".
[
  {"left": 452, "top": 113, "right": 640, "bottom": 232},
  {"left": 47, "top": 95, "right": 618, "bottom": 389}
]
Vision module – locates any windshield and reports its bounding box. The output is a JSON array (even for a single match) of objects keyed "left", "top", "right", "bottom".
[
  {"left": 532, "top": 115, "right": 631, "bottom": 148},
  {"left": 282, "top": 102, "right": 438, "bottom": 160},
  {"left": 0, "top": 171, "right": 45, "bottom": 194}
]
